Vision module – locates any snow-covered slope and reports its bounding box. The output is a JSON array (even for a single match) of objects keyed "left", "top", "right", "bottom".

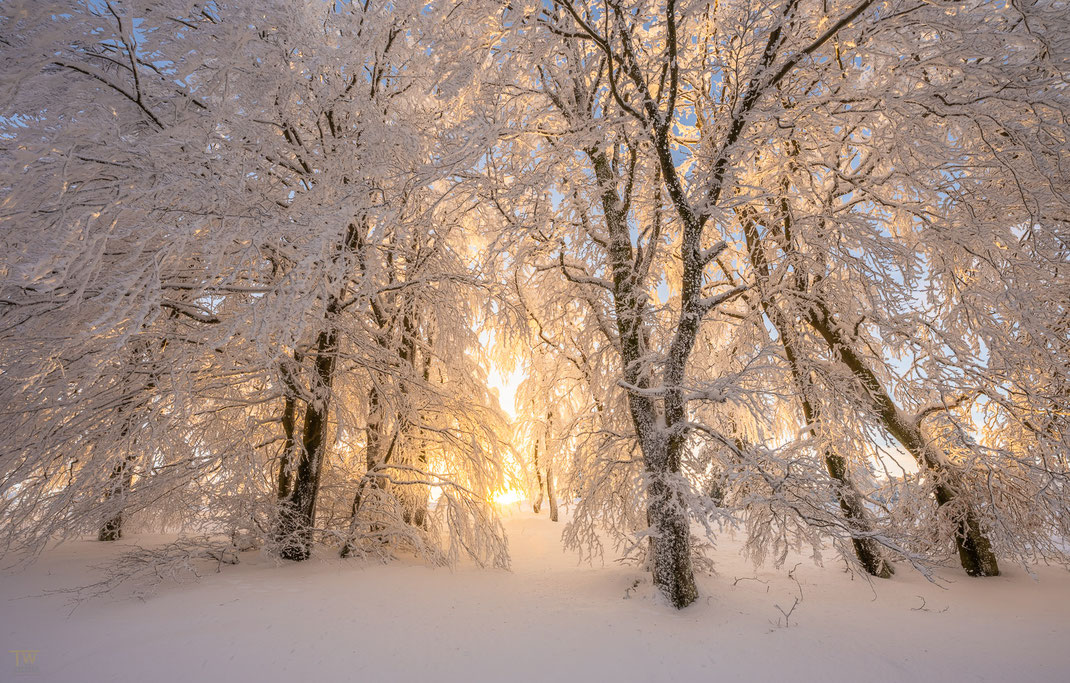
[{"left": 2, "top": 506, "right": 1067, "bottom": 682}]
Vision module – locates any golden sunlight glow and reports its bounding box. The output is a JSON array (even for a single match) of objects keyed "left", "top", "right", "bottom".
[
  {"left": 493, "top": 489, "right": 525, "bottom": 505},
  {"left": 487, "top": 365, "right": 524, "bottom": 420}
]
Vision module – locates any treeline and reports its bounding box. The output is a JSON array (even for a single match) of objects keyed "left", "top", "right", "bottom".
[{"left": 0, "top": 0, "right": 1068, "bottom": 608}]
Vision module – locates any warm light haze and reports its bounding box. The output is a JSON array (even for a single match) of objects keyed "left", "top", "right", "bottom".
[{"left": 1, "top": 1, "right": 1067, "bottom": 681}]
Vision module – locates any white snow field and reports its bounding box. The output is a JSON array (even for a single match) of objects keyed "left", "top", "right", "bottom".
[{"left": 2, "top": 506, "right": 1068, "bottom": 683}]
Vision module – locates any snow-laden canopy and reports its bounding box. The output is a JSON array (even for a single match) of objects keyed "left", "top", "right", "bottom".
[{"left": 1, "top": 0, "right": 1067, "bottom": 607}]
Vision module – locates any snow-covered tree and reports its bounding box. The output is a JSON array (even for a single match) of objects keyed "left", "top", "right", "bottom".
[
  {"left": 496, "top": 0, "right": 1069, "bottom": 606},
  {"left": 0, "top": 0, "right": 511, "bottom": 568},
  {"left": 1, "top": 0, "right": 1067, "bottom": 611}
]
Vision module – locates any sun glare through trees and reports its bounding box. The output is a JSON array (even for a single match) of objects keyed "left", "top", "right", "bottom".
[{"left": 0, "top": 0, "right": 1068, "bottom": 680}]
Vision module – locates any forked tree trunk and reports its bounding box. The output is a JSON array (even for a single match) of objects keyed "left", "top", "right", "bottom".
[
  {"left": 274, "top": 223, "right": 360, "bottom": 561},
  {"left": 542, "top": 65, "right": 702, "bottom": 607},
  {"left": 531, "top": 439, "right": 559, "bottom": 521},
  {"left": 591, "top": 148, "right": 698, "bottom": 609}
]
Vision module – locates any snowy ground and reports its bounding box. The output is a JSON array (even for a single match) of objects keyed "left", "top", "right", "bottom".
[{"left": 2, "top": 505, "right": 1068, "bottom": 682}]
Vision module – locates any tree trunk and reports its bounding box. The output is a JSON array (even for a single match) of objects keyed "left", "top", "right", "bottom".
[
  {"left": 276, "top": 391, "right": 297, "bottom": 501},
  {"left": 805, "top": 304, "right": 999, "bottom": 576},
  {"left": 99, "top": 447, "right": 134, "bottom": 541},
  {"left": 400, "top": 311, "right": 432, "bottom": 529},
  {"left": 341, "top": 397, "right": 409, "bottom": 557},
  {"left": 98, "top": 339, "right": 166, "bottom": 542},
  {"left": 824, "top": 453, "right": 894, "bottom": 578},
  {"left": 591, "top": 148, "right": 698, "bottom": 609},
  {"left": 340, "top": 384, "right": 386, "bottom": 558},
  {"left": 275, "top": 222, "right": 361, "bottom": 561},
  {"left": 645, "top": 437, "right": 698, "bottom": 609},
  {"left": 545, "top": 465, "right": 559, "bottom": 522},
  {"left": 98, "top": 455, "right": 132, "bottom": 541},
  {"left": 532, "top": 438, "right": 544, "bottom": 514},
  {"left": 273, "top": 360, "right": 301, "bottom": 550},
  {"left": 276, "top": 329, "right": 337, "bottom": 561},
  {"left": 739, "top": 211, "right": 892, "bottom": 578}
]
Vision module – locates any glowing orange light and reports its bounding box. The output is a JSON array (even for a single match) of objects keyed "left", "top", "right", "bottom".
[{"left": 493, "top": 490, "right": 524, "bottom": 505}]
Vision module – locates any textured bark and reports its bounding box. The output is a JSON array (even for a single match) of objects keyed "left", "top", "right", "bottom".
[
  {"left": 646, "top": 464, "right": 697, "bottom": 608},
  {"left": 97, "top": 517, "right": 122, "bottom": 542},
  {"left": 274, "top": 223, "right": 360, "bottom": 561},
  {"left": 276, "top": 391, "right": 297, "bottom": 501},
  {"left": 277, "top": 329, "right": 338, "bottom": 561},
  {"left": 590, "top": 149, "right": 697, "bottom": 609},
  {"left": 275, "top": 352, "right": 302, "bottom": 506}
]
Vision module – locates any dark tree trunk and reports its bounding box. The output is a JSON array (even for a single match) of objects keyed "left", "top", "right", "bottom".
[
  {"left": 274, "top": 223, "right": 360, "bottom": 561},
  {"left": 97, "top": 517, "right": 122, "bottom": 541},
  {"left": 99, "top": 458, "right": 132, "bottom": 543},
  {"left": 276, "top": 392, "right": 297, "bottom": 501},
  {"left": 590, "top": 149, "right": 698, "bottom": 609},
  {"left": 99, "top": 449, "right": 134, "bottom": 540},
  {"left": 275, "top": 353, "right": 302, "bottom": 503},
  {"left": 805, "top": 303, "right": 999, "bottom": 576},
  {"left": 277, "top": 329, "right": 338, "bottom": 561},
  {"left": 98, "top": 456, "right": 132, "bottom": 541},
  {"left": 98, "top": 339, "right": 166, "bottom": 542},
  {"left": 273, "top": 359, "right": 301, "bottom": 548},
  {"left": 739, "top": 211, "right": 892, "bottom": 578},
  {"left": 825, "top": 452, "right": 894, "bottom": 578}
]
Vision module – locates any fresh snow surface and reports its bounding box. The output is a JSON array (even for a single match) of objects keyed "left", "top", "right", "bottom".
[{"left": 2, "top": 506, "right": 1068, "bottom": 682}]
